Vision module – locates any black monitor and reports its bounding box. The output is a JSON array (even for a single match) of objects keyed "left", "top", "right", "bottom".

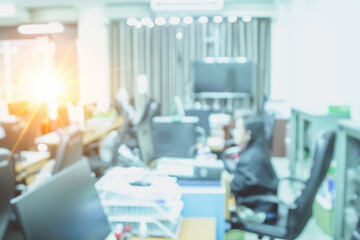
[
  {"left": 11, "top": 159, "right": 111, "bottom": 240},
  {"left": 0, "top": 148, "right": 14, "bottom": 239},
  {"left": 185, "top": 109, "right": 211, "bottom": 136},
  {"left": 193, "top": 59, "right": 253, "bottom": 94},
  {"left": 152, "top": 116, "right": 198, "bottom": 159}
]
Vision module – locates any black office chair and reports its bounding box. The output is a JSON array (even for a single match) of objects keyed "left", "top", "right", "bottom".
[
  {"left": 230, "top": 130, "right": 336, "bottom": 240},
  {"left": 0, "top": 148, "right": 15, "bottom": 239},
  {"left": 52, "top": 125, "right": 83, "bottom": 175},
  {"left": 351, "top": 217, "right": 360, "bottom": 240},
  {"left": 262, "top": 110, "right": 276, "bottom": 148}
]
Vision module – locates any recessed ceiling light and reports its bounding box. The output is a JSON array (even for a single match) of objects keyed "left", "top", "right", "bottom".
[
  {"left": 243, "top": 16, "right": 252, "bottom": 23},
  {"left": 198, "top": 16, "right": 208, "bottom": 24},
  {"left": 169, "top": 16, "right": 180, "bottom": 25},
  {"left": 227, "top": 16, "right": 237, "bottom": 23},
  {"left": 127, "top": 17, "right": 137, "bottom": 26},
  {"left": 213, "top": 16, "right": 223, "bottom": 23},
  {"left": 176, "top": 32, "right": 183, "bottom": 39},
  {"left": 183, "top": 16, "right": 194, "bottom": 25},
  {"left": 155, "top": 17, "right": 166, "bottom": 26},
  {"left": 141, "top": 17, "right": 152, "bottom": 26}
]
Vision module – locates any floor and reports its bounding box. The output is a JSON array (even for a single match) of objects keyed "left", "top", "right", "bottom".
[{"left": 243, "top": 157, "right": 332, "bottom": 240}]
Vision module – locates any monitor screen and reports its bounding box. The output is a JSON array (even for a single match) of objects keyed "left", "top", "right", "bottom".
[
  {"left": 193, "top": 59, "right": 253, "bottom": 94},
  {"left": 185, "top": 109, "right": 211, "bottom": 136},
  {"left": 152, "top": 116, "right": 198, "bottom": 159},
  {"left": 11, "top": 159, "right": 111, "bottom": 240}
]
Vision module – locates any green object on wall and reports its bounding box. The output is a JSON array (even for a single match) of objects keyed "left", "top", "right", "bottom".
[
  {"left": 313, "top": 199, "right": 334, "bottom": 236},
  {"left": 328, "top": 105, "right": 350, "bottom": 117}
]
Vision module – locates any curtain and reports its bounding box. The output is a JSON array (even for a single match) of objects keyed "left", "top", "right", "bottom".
[{"left": 110, "top": 17, "right": 271, "bottom": 115}]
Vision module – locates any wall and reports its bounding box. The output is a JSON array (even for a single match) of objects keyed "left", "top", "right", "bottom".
[{"left": 272, "top": 0, "right": 360, "bottom": 112}]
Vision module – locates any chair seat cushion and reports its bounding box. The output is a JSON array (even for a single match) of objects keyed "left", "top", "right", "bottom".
[{"left": 231, "top": 203, "right": 289, "bottom": 239}]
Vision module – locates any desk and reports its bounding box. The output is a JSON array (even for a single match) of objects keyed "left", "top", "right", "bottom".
[
  {"left": 180, "top": 182, "right": 225, "bottom": 240},
  {"left": 35, "top": 117, "right": 123, "bottom": 146},
  {"left": 106, "top": 218, "right": 216, "bottom": 240},
  {"left": 15, "top": 151, "right": 50, "bottom": 184}
]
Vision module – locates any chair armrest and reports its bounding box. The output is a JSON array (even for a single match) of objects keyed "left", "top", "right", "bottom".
[
  {"left": 236, "top": 194, "right": 297, "bottom": 210},
  {"left": 279, "top": 176, "right": 306, "bottom": 185}
]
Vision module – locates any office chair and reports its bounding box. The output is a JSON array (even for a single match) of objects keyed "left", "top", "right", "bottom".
[
  {"left": 262, "top": 110, "right": 276, "bottom": 149},
  {"left": 351, "top": 217, "right": 360, "bottom": 240},
  {"left": 230, "top": 130, "right": 336, "bottom": 240},
  {"left": 0, "top": 148, "right": 15, "bottom": 239},
  {"left": 52, "top": 125, "right": 83, "bottom": 174}
]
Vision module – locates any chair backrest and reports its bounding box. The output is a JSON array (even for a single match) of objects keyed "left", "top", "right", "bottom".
[
  {"left": 0, "top": 148, "right": 15, "bottom": 239},
  {"left": 136, "top": 101, "right": 160, "bottom": 164},
  {"left": 262, "top": 110, "right": 276, "bottom": 147},
  {"left": 287, "top": 130, "right": 336, "bottom": 238},
  {"left": 52, "top": 126, "right": 83, "bottom": 174}
]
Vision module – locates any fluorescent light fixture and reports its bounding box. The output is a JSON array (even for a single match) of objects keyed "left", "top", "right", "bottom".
[
  {"left": 198, "top": 16, "right": 208, "bottom": 24},
  {"left": 0, "top": 3, "right": 16, "bottom": 18},
  {"left": 213, "top": 16, "right": 223, "bottom": 23},
  {"left": 127, "top": 17, "right": 137, "bottom": 26},
  {"left": 169, "top": 16, "right": 180, "bottom": 25},
  {"left": 155, "top": 17, "right": 166, "bottom": 25},
  {"left": 176, "top": 32, "right": 183, "bottom": 39},
  {"left": 141, "top": 17, "right": 152, "bottom": 26},
  {"left": 227, "top": 16, "right": 237, "bottom": 23},
  {"left": 18, "top": 22, "right": 65, "bottom": 35},
  {"left": 183, "top": 16, "right": 194, "bottom": 24},
  {"left": 242, "top": 16, "right": 252, "bottom": 23}
]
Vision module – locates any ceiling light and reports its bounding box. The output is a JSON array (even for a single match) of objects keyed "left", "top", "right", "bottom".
[
  {"left": 242, "top": 16, "right": 252, "bottom": 23},
  {"left": 127, "top": 17, "right": 137, "bottom": 26},
  {"left": 148, "top": 22, "right": 155, "bottom": 28},
  {"left": 176, "top": 32, "right": 183, "bottom": 39},
  {"left": 155, "top": 17, "right": 167, "bottom": 25},
  {"left": 169, "top": 16, "right": 180, "bottom": 25},
  {"left": 18, "top": 23, "right": 65, "bottom": 35},
  {"left": 183, "top": 16, "right": 194, "bottom": 24},
  {"left": 213, "top": 16, "right": 223, "bottom": 23},
  {"left": 198, "top": 16, "right": 208, "bottom": 24},
  {"left": 134, "top": 21, "right": 142, "bottom": 28},
  {"left": 227, "top": 16, "right": 237, "bottom": 23},
  {"left": 141, "top": 17, "right": 152, "bottom": 26}
]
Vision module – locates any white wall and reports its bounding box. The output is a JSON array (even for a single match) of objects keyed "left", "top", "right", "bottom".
[{"left": 272, "top": 0, "right": 360, "bottom": 112}]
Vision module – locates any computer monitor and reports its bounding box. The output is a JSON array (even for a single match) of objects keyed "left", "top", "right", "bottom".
[
  {"left": 0, "top": 148, "right": 14, "bottom": 239},
  {"left": 193, "top": 59, "right": 253, "bottom": 94},
  {"left": 185, "top": 109, "right": 211, "bottom": 136},
  {"left": 52, "top": 125, "right": 83, "bottom": 174},
  {"left": 152, "top": 116, "right": 198, "bottom": 159},
  {"left": 11, "top": 159, "right": 111, "bottom": 240}
]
